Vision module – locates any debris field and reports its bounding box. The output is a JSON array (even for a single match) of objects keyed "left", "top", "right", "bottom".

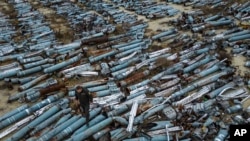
[{"left": 0, "top": 0, "right": 250, "bottom": 141}]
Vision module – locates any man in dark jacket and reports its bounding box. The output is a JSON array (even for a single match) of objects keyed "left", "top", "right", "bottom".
[{"left": 75, "top": 85, "right": 91, "bottom": 125}]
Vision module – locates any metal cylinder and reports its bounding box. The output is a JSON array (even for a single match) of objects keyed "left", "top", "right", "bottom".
[
  {"left": 73, "top": 114, "right": 107, "bottom": 136},
  {"left": 0, "top": 68, "right": 21, "bottom": 80},
  {"left": 19, "top": 56, "right": 43, "bottom": 64},
  {"left": 0, "top": 95, "right": 59, "bottom": 130},
  {"left": 17, "top": 64, "right": 52, "bottom": 77},
  {"left": 44, "top": 54, "right": 82, "bottom": 73},
  {"left": 89, "top": 50, "right": 118, "bottom": 63},
  {"left": 152, "top": 28, "right": 177, "bottom": 40},
  {"left": 0, "top": 105, "right": 28, "bottom": 122},
  {"left": 23, "top": 59, "right": 54, "bottom": 69},
  {"left": 226, "top": 104, "right": 243, "bottom": 114},
  {"left": 228, "top": 34, "right": 250, "bottom": 42},
  {"left": 213, "top": 129, "right": 228, "bottom": 141},
  {"left": 119, "top": 70, "right": 150, "bottom": 87},
  {"left": 72, "top": 117, "right": 113, "bottom": 141},
  {"left": 18, "top": 74, "right": 49, "bottom": 91},
  {"left": 30, "top": 108, "right": 71, "bottom": 136},
  {"left": 8, "top": 105, "right": 62, "bottom": 141},
  {"left": 38, "top": 115, "right": 81, "bottom": 141},
  {"left": 92, "top": 128, "right": 110, "bottom": 140}
]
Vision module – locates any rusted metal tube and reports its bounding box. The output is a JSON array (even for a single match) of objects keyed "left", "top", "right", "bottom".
[
  {"left": 82, "top": 36, "right": 108, "bottom": 45},
  {"left": 78, "top": 78, "right": 110, "bottom": 88},
  {"left": 119, "top": 70, "right": 150, "bottom": 87},
  {"left": 39, "top": 83, "right": 65, "bottom": 95}
]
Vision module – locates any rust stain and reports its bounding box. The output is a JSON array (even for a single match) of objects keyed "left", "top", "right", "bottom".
[
  {"left": 82, "top": 36, "right": 109, "bottom": 45},
  {"left": 39, "top": 83, "right": 66, "bottom": 95},
  {"left": 119, "top": 71, "right": 149, "bottom": 86},
  {"left": 88, "top": 48, "right": 112, "bottom": 56}
]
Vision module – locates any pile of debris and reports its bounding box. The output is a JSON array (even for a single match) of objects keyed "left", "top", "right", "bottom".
[
  {"left": 0, "top": 0, "right": 250, "bottom": 141},
  {"left": 112, "top": 0, "right": 180, "bottom": 18}
]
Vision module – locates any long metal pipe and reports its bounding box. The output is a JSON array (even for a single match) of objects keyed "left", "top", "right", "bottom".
[
  {"left": 7, "top": 105, "right": 64, "bottom": 141},
  {"left": 30, "top": 108, "right": 71, "bottom": 136},
  {"left": 0, "top": 105, "right": 28, "bottom": 122},
  {"left": 18, "top": 74, "right": 49, "bottom": 91},
  {"left": 54, "top": 107, "right": 102, "bottom": 140},
  {"left": 71, "top": 117, "right": 113, "bottom": 141},
  {"left": 44, "top": 54, "right": 82, "bottom": 73},
  {"left": 0, "top": 95, "right": 59, "bottom": 130}
]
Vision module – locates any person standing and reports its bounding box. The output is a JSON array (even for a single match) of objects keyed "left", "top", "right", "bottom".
[{"left": 75, "top": 85, "right": 91, "bottom": 125}]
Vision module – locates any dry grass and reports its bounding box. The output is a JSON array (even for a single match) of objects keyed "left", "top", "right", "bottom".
[
  {"left": 217, "top": 49, "right": 232, "bottom": 63},
  {"left": 238, "top": 0, "right": 250, "bottom": 3},
  {"left": 0, "top": 1, "right": 22, "bottom": 42},
  {"left": 201, "top": 0, "right": 249, "bottom": 16},
  {"left": 30, "top": 2, "right": 75, "bottom": 44},
  {"left": 113, "top": 24, "right": 127, "bottom": 35}
]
